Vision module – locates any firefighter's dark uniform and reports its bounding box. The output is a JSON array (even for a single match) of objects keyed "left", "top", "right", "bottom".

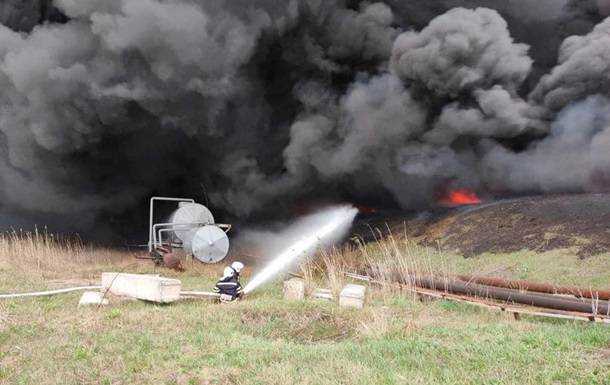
[{"left": 214, "top": 268, "right": 243, "bottom": 302}]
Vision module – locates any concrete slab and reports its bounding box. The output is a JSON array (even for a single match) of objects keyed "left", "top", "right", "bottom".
[
  {"left": 339, "top": 284, "right": 366, "bottom": 309},
  {"left": 283, "top": 278, "right": 305, "bottom": 300},
  {"left": 101, "top": 273, "right": 181, "bottom": 303},
  {"left": 78, "top": 291, "right": 109, "bottom": 307},
  {"left": 311, "top": 288, "right": 333, "bottom": 301}
]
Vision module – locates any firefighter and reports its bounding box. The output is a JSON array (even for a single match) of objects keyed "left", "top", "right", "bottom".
[{"left": 214, "top": 261, "right": 244, "bottom": 302}]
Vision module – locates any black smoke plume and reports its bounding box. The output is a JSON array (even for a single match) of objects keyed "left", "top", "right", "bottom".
[{"left": 0, "top": 0, "right": 609, "bottom": 242}]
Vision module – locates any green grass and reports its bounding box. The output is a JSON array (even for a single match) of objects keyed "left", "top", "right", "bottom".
[
  {"left": 1, "top": 235, "right": 610, "bottom": 385},
  {"left": 441, "top": 250, "right": 610, "bottom": 287},
  {"left": 354, "top": 237, "right": 610, "bottom": 287},
  {"left": 1, "top": 262, "right": 609, "bottom": 385}
]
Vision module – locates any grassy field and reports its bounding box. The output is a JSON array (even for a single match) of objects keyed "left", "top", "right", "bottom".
[{"left": 0, "top": 231, "right": 609, "bottom": 385}]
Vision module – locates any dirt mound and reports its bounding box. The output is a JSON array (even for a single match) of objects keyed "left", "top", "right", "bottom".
[{"left": 355, "top": 193, "right": 610, "bottom": 258}]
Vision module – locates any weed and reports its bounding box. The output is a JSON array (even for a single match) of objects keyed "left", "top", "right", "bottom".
[{"left": 0, "top": 229, "right": 609, "bottom": 384}]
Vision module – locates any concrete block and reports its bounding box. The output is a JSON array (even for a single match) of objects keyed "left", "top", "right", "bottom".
[
  {"left": 283, "top": 278, "right": 305, "bottom": 300},
  {"left": 311, "top": 288, "right": 333, "bottom": 301},
  {"left": 339, "top": 284, "right": 366, "bottom": 309},
  {"left": 78, "top": 291, "right": 109, "bottom": 307},
  {"left": 101, "top": 272, "right": 181, "bottom": 303}
]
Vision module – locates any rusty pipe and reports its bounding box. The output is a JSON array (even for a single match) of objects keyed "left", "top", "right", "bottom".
[
  {"left": 456, "top": 275, "right": 610, "bottom": 301},
  {"left": 394, "top": 274, "right": 610, "bottom": 315}
]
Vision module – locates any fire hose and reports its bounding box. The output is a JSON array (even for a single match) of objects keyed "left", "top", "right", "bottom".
[
  {"left": 0, "top": 287, "right": 220, "bottom": 300},
  {"left": 0, "top": 286, "right": 102, "bottom": 299}
]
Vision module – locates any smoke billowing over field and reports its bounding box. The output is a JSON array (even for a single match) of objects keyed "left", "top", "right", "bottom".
[{"left": 1, "top": 0, "right": 610, "bottom": 240}]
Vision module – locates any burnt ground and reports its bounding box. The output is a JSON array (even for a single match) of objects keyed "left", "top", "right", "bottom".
[{"left": 354, "top": 193, "right": 610, "bottom": 258}]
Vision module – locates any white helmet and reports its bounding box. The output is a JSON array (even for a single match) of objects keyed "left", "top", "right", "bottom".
[
  {"left": 231, "top": 261, "right": 244, "bottom": 273},
  {"left": 222, "top": 266, "right": 234, "bottom": 278}
]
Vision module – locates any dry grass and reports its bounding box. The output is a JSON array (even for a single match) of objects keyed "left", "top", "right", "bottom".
[
  {"left": 0, "top": 229, "right": 133, "bottom": 281},
  {"left": 1, "top": 228, "right": 610, "bottom": 384},
  {"left": 304, "top": 229, "right": 610, "bottom": 291},
  {"left": 0, "top": 230, "right": 248, "bottom": 291},
  {"left": 296, "top": 229, "right": 610, "bottom": 317},
  {"left": 299, "top": 233, "right": 454, "bottom": 301}
]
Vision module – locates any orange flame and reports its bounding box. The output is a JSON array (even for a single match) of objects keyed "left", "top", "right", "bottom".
[
  {"left": 355, "top": 205, "right": 377, "bottom": 214},
  {"left": 439, "top": 188, "right": 481, "bottom": 206}
]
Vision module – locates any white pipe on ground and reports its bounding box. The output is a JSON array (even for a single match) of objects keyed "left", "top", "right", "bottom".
[{"left": 0, "top": 286, "right": 102, "bottom": 299}]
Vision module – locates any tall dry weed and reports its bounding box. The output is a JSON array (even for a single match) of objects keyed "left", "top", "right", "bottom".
[
  {"left": 305, "top": 226, "right": 461, "bottom": 302},
  {"left": 0, "top": 229, "right": 128, "bottom": 279}
]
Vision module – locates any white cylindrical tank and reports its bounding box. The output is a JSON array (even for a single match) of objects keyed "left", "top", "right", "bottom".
[
  {"left": 170, "top": 203, "right": 215, "bottom": 244},
  {"left": 190, "top": 225, "right": 230, "bottom": 263}
]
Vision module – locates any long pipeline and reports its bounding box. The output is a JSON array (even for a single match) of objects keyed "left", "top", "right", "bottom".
[
  {"left": 456, "top": 274, "right": 610, "bottom": 301},
  {"left": 393, "top": 274, "right": 610, "bottom": 315}
]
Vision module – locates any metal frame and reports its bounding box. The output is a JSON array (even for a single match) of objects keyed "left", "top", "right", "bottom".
[
  {"left": 157, "top": 224, "right": 231, "bottom": 249},
  {"left": 152, "top": 221, "right": 207, "bottom": 249},
  {"left": 148, "top": 196, "right": 194, "bottom": 251},
  {"left": 158, "top": 228, "right": 189, "bottom": 249},
  {"left": 148, "top": 196, "right": 232, "bottom": 252}
]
